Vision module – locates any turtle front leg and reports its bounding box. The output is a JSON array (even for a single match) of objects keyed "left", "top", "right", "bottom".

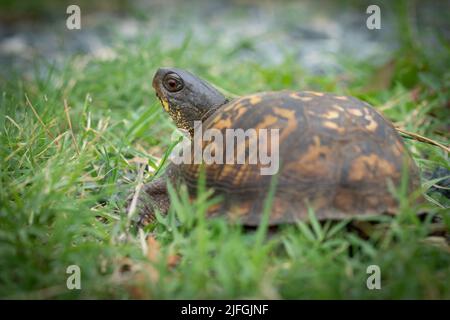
[{"left": 126, "top": 177, "right": 170, "bottom": 227}]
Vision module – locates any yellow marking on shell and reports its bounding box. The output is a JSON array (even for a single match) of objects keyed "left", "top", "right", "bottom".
[
  {"left": 290, "top": 93, "right": 312, "bottom": 101},
  {"left": 272, "top": 107, "right": 297, "bottom": 141},
  {"left": 232, "top": 165, "right": 257, "bottom": 186},
  {"left": 322, "top": 110, "right": 340, "bottom": 119},
  {"left": 233, "top": 165, "right": 247, "bottom": 184},
  {"left": 213, "top": 117, "right": 233, "bottom": 129},
  {"left": 390, "top": 139, "right": 406, "bottom": 158},
  {"left": 286, "top": 135, "right": 333, "bottom": 178},
  {"left": 323, "top": 121, "right": 345, "bottom": 133},
  {"left": 364, "top": 115, "right": 378, "bottom": 132},
  {"left": 335, "top": 96, "right": 348, "bottom": 101},
  {"left": 304, "top": 91, "right": 324, "bottom": 96},
  {"left": 348, "top": 154, "right": 396, "bottom": 181},
  {"left": 223, "top": 97, "right": 245, "bottom": 112},
  {"left": 256, "top": 114, "right": 278, "bottom": 129},
  {"left": 217, "top": 164, "right": 236, "bottom": 180},
  {"left": 332, "top": 104, "right": 345, "bottom": 112},
  {"left": 272, "top": 107, "right": 295, "bottom": 119},
  {"left": 233, "top": 107, "right": 247, "bottom": 121},
  {"left": 347, "top": 108, "right": 363, "bottom": 116},
  {"left": 229, "top": 202, "right": 253, "bottom": 220},
  {"left": 249, "top": 95, "right": 262, "bottom": 105}
]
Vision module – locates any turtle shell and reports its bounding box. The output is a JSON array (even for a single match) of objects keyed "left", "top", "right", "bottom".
[{"left": 171, "top": 91, "right": 421, "bottom": 226}]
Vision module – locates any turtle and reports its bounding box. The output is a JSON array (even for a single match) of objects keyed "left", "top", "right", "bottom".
[{"left": 129, "top": 67, "right": 422, "bottom": 227}]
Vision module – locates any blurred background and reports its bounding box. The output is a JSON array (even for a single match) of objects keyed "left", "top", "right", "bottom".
[{"left": 1, "top": 0, "right": 449, "bottom": 77}]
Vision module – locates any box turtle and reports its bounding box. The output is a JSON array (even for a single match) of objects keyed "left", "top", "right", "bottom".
[{"left": 129, "top": 67, "right": 422, "bottom": 227}]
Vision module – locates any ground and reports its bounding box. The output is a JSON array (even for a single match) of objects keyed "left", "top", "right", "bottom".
[{"left": 0, "top": 0, "right": 449, "bottom": 299}]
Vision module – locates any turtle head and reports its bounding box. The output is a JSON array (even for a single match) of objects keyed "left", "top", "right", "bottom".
[{"left": 152, "top": 67, "right": 228, "bottom": 134}]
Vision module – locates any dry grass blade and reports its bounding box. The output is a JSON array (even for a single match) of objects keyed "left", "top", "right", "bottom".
[
  {"left": 396, "top": 127, "right": 450, "bottom": 153},
  {"left": 25, "top": 93, "right": 58, "bottom": 146},
  {"left": 126, "top": 164, "right": 146, "bottom": 223},
  {"left": 64, "top": 99, "right": 80, "bottom": 156}
]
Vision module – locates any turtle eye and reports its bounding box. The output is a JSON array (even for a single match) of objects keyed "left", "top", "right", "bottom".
[{"left": 163, "top": 73, "right": 184, "bottom": 92}]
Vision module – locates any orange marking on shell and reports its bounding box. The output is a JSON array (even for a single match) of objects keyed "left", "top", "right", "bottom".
[
  {"left": 332, "top": 104, "right": 345, "bottom": 112},
  {"left": 233, "top": 165, "right": 247, "bottom": 184},
  {"left": 286, "top": 136, "right": 333, "bottom": 178},
  {"left": 217, "top": 164, "right": 236, "bottom": 181},
  {"left": 272, "top": 107, "right": 297, "bottom": 141},
  {"left": 223, "top": 97, "right": 245, "bottom": 112},
  {"left": 233, "top": 165, "right": 260, "bottom": 186},
  {"left": 212, "top": 114, "right": 223, "bottom": 122},
  {"left": 323, "top": 121, "right": 345, "bottom": 133},
  {"left": 348, "top": 154, "right": 397, "bottom": 182},
  {"left": 322, "top": 110, "right": 340, "bottom": 119},
  {"left": 390, "top": 139, "right": 406, "bottom": 158},
  {"left": 249, "top": 95, "right": 262, "bottom": 105},
  {"left": 229, "top": 201, "right": 253, "bottom": 220},
  {"left": 304, "top": 91, "right": 324, "bottom": 96},
  {"left": 255, "top": 114, "right": 278, "bottom": 129},
  {"left": 213, "top": 117, "right": 233, "bottom": 130},
  {"left": 334, "top": 189, "right": 354, "bottom": 212},
  {"left": 271, "top": 197, "right": 288, "bottom": 220},
  {"left": 364, "top": 115, "right": 378, "bottom": 132},
  {"left": 290, "top": 93, "right": 312, "bottom": 101},
  {"left": 233, "top": 107, "right": 247, "bottom": 121},
  {"left": 273, "top": 107, "right": 295, "bottom": 119},
  {"left": 347, "top": 108, "right": 363, "bottom": 116}
]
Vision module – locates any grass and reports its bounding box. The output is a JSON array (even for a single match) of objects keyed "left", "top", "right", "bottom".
[{"left": 1, "top": 8, "right": 449, "bottom": 299}]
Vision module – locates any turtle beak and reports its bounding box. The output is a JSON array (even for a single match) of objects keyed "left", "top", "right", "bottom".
[
  {"left": 152, "top": 68, "right": 163, "bottom": 90},
  {"left": 152, "top": 68, "right": 164, "bottom": 94},
  {"left": 152, "top": 68, "right": 171, "bottom": 112}
]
